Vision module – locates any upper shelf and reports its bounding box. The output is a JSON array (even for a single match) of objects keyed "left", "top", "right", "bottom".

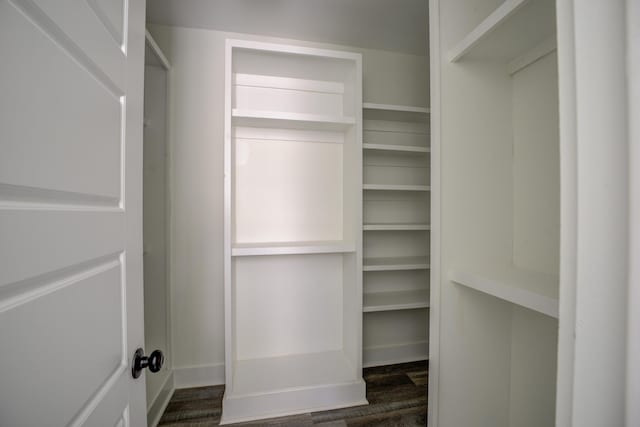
[
  {"left": 363, "top": 184, "right": 430, "bottom": 192},
  {"left": 232, "top": 109, "right": 355, "bottom": 131},
  {"left": 449, "top": 266, "right": 559, "bottom": 318},
  {"left": 232, "top": 240, "right": 355, "bottom": 256},
  {"left": 364, "top": 256, "right": 430, "bottom": 272},
  {"left": 363, "top": 290, "right": 430, "bottom": 312},
  {"left": 363, "top": 223, "right": 430, "bottom": 231},
  {"left": 448, "top": 0, "right": 556, "bottom": 63},
  {"left": 363, "top": 143, "right": 430, "bottom": 154},
  {"left": 363, "top": 103, "right": 430, "bottom": 114}
]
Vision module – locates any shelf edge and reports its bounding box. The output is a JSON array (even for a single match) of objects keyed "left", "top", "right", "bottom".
[
  {"left": 363, "top": 102, "right": 430, "bottom": 114},
  {"left": 448, "top": 0, "right": 530, "bottom": 62},
  {"left": 449, "top": 268, "right": 559, "bottom": 318}
]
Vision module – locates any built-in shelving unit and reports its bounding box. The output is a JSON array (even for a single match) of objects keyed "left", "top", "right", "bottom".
[
  {"left": 223, "top": 39, "right": 365, "bottom": 424},
  {"left": 362, "top": 102, "right": 430, "bottom": 367},
  {"left": 432, "top": 0, "right": 560, "bottom": 425}
]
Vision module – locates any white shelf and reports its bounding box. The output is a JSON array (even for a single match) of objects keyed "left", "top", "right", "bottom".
[
  {"left": 232, "top": 109, "right": 355, "bottom": 131},
  {"left": 232, "top": 241, "right": 355, "bottom": 256},
  {"left": 363, "top": 184, "right": 430, "bottom": 192},
  {"left": 222, "top": 350, "right": 366, "bottom": 423},
  {"left": 363, "top": 143, "right": 430, "bottom": 154},
  {"left": 363, "top": 290, "right": 429, "bottom": 312},
  {"left": 363, "top": 223, "right": 430, "bottom": 231},
  {"left": 449, "top": 266, "right": 559, "bottom": 318},
  {"left": 363, "top": 256, "right": 430, "bottom": 272},
  {"left": 228, "top": 350, "right": 358, "bottom": 397},
  {"left": 363, "top": 102, "right": 430, "bottom": 114},
  {"left": 448, "top": 0, "right": 556, "bottom": 63}
]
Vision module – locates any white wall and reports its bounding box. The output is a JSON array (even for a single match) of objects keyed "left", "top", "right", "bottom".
[
  {"left": 147, "top": 24, "right": 428, "bottom": 384},
  {"left": 143, "top": 58, "right": 174, "bottom": 425}
]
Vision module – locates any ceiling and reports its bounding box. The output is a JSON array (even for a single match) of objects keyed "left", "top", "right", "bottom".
[{"left": 146, "top": 0, "right": 429, "bottom": 56}]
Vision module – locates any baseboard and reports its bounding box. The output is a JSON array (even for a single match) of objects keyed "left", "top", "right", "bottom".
[
  {"left": 147, "top": 371, "right": 175, "bottom": 427},
  {"left": 220, "top": 379, "right": 367, "bottom": 425},
  {"left": 173, "top": 362, "right": 225, "bottom": 389},
  {"left": 363, "top": 341, "right": 429, "bottom": 368}
]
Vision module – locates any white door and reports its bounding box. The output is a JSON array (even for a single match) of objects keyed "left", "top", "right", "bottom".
[{"left": 0, "top": 0, "right": 147, "bottom": 426}]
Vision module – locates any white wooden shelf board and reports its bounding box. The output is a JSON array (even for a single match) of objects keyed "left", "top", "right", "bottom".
[
  {"left": 363, "top": 256, "right": 430, "bottom": 272},
  {"left": 363, "top": 290, "right": 429, "bottom": 312},
  {"left": 229, "top": 350, "right": 357, "bottom": 397},
  {"left": 363, "top": 341, "right": 428, "bottom": 368},
  {"left": 363, "top": 184, "right": 430, "bottom": 192},
  {"left": 235, "top": 73, "right": 344, "bottom": 94},
  {"left": 363, "top": 223, "right": 430, "bottom": 231},
  {"left": 232, "top": 241, "right": 355, "bottom": 256},
  {"left": 363, "top": 102, "right": 430, "bottom": 114},
  {"left": 449, "top": 267, "right": 559, "bottom": 318},
  {"left": 363, "top": 143, "right": 430, "bottom": 154},
  {"left": 233, "top": 109, "right": 355, "bottom": 131},
  {"left": 448, "top": 0, "right": 556, "bottom": 63}
]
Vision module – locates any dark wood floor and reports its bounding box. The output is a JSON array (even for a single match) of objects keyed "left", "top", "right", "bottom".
[{"left": 158, "top": 360, "right": 427, "bottom": 426}]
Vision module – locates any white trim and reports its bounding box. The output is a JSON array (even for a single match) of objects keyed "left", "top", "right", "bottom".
[
  {"left": 363, "top": 341, "right": 428, "bottom": 368},
  {"left": 146, "top": 371, "right": 175, "bottom": 427},
  {"left": 555, "top": 0, "right": 578, "bottom": 424},
  {"left": 427, "top": 2, "right": 442, "bottom": 426},
  {"left": 627, "top": 1, "right": 640, "bottom": 425},
  {"left": 223, "top": 39, "right": 233, "bottom": 391},
  {"left": 173, "top": 363, "right": 226, "bottom": 389},
  {"left": 507, "top": 36, "right": 557, "bottom": 75},
  {"left": 144, "top": 29, "right": 170, "bottom": 70}
]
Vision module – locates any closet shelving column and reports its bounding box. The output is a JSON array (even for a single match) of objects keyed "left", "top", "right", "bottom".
[
  {"left": 362, "top": 102, "right": 431, "bottom": 366},
  {"left": 222, "top": 40, "right": 366, "bottom": 424},
  {"left": 432, "top": 0, "right": 560, "bottom": 425}
]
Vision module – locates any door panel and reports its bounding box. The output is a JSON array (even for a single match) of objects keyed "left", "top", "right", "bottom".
[
  {"left": 0, "top": 260, "right": 124, "bottom": 426},
  {"left": 0, "top": 211, "right": 124, "bottom": 288},
  {"left": 30, "top": 0, "right": 126, "bottom": 89},
  {"left": 0, "top": 2, "right": 123, "bottom": 199},
  {"left": 0, "top": 0, "right": 146, "bottom": 425}
]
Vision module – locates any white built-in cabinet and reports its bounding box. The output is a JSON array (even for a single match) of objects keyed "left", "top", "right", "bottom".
[
  {"left": 362, "top": 103, "right": 431, "bottom": 366},
  {"left": 222, "top": 40, "right": 366, "bottom": 424},
  {"left": 430, "top": 0, "right": 560, "bottom": 426}
]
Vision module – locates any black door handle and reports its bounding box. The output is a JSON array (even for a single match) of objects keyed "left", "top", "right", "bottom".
[{"left": 132, "top": 348, "right": 164, "bottom": 379}]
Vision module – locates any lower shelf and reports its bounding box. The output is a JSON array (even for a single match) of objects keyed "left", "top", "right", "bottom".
[
  {"left": 363, "top": 256, "right": 430, "bottom": 271},
  {"left": 222, "top": 351, "right": 366, "bottom": 424},
  {"left": 363, "top": 223, "right": 430, "bottom": 231},
  {"left": 363, "top": 341, "right": 428, "bottom": 368},
  {"left": 363, "top": 290, "right": 429, "bottom": 312}
]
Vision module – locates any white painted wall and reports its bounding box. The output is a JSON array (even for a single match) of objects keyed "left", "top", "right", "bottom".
[
  {"left": 143, "top": 51, "right": 174, "bottom": 426},
  {"left": 147, "top": 24, "right": 428, "bottom": 384}
]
